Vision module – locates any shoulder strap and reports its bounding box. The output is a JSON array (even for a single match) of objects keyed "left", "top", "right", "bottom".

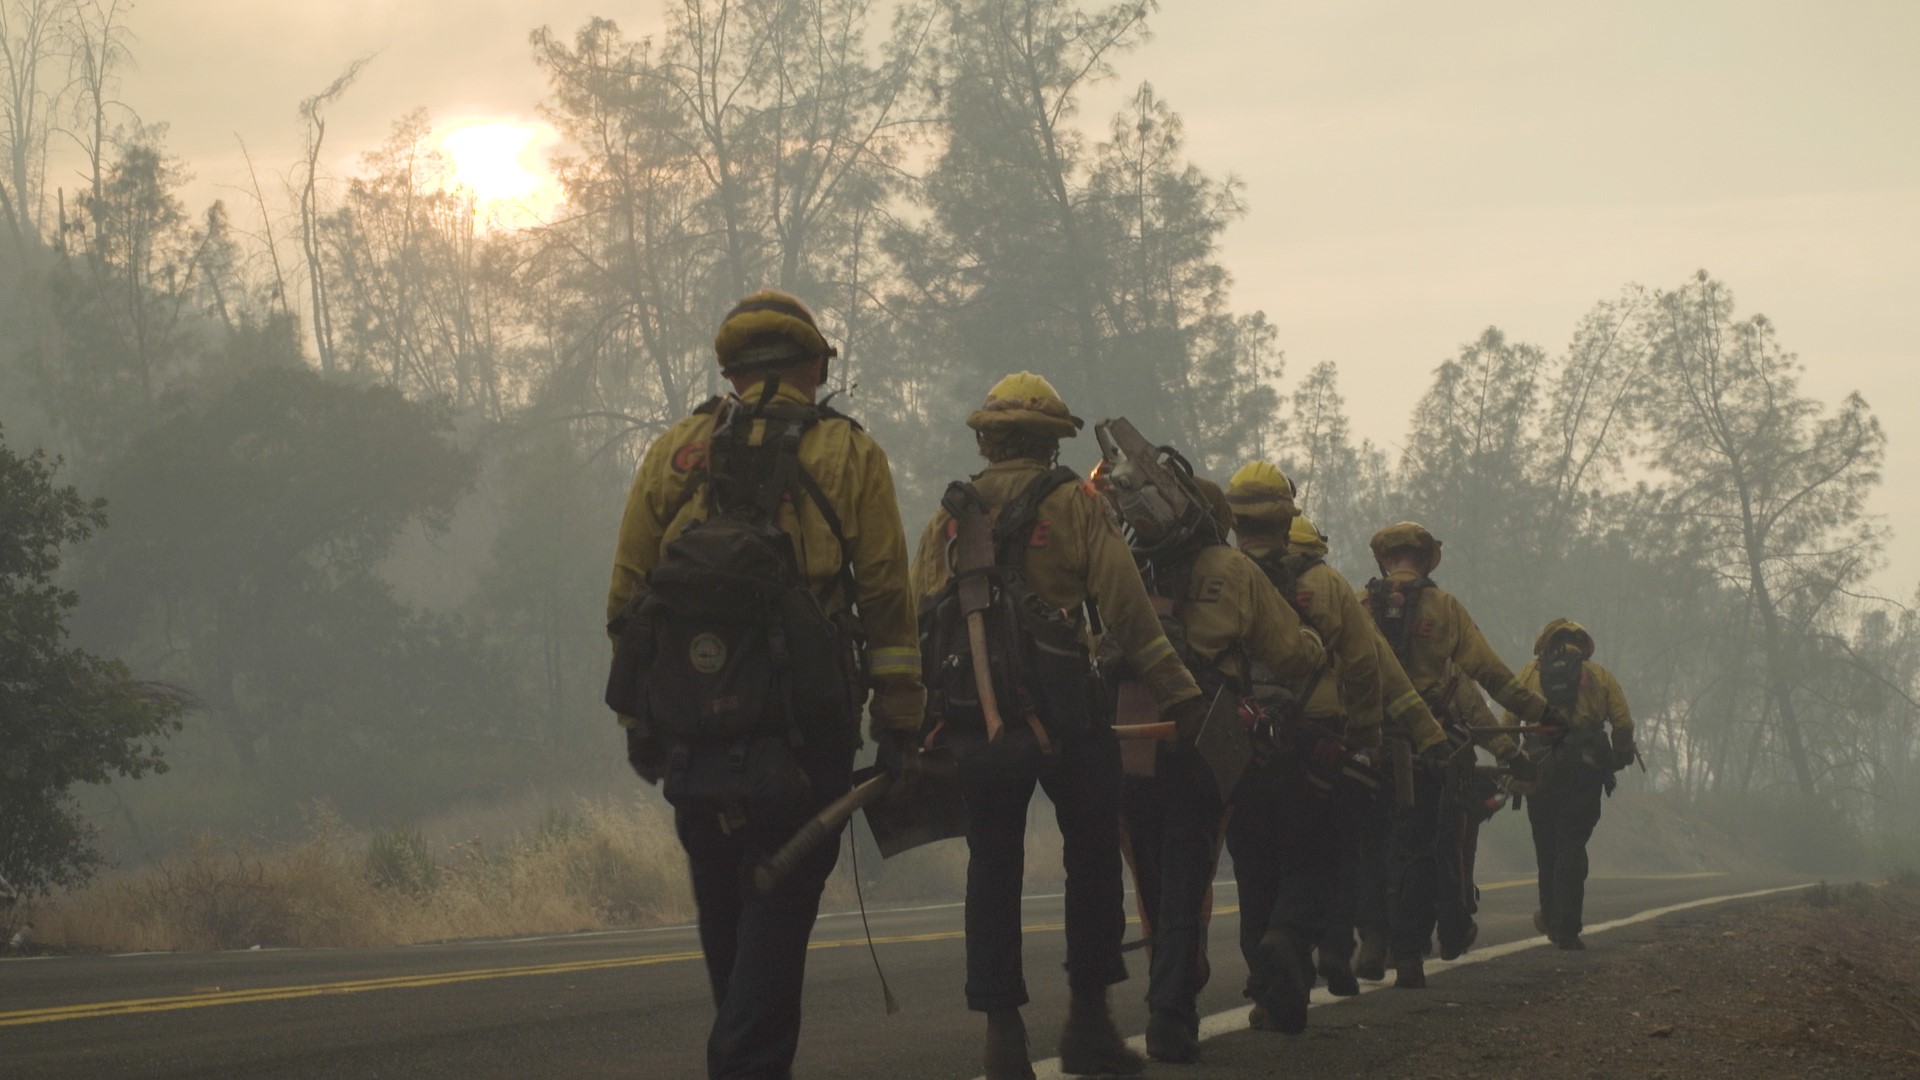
[{"left": 992, "top": 466, "right": 1081, "bottom": 563}]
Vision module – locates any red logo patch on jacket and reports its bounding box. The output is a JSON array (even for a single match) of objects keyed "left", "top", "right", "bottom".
[
  {"left": 1295, "top": 590, "right": 1314, "bottom": 610},
  {"left": 1414, "top": 618, "right": 1436, "bottom": 637},
  {"left": 1029, "top": 520, "right": 1052, "bottom": 548},
  {"left": 672, "top": 442, "right": 708, "bottom": 474}
]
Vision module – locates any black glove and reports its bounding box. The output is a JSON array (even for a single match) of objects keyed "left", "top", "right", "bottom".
[
  {"left": 1419, "top": 738, "right": 1452, "bottom": 765},
  {"left": 1542, "top": 705, "right": 1573, "bottom": 731},
  {"left": 1505, "top": 749, "right": 1538, "bottom": 784},
  {"left": 874, "top": 728, "right": 919, "bottom": 779},
  {"left": 1165, "top": 695, "right": 1209, "bottom": 741},
  {"left": 625, "top": 725, "right": 668, "bottom": 786},
  {"left": 1612, "top": 736, "right": 1637, "bottom": 773},
  {"left": 1310, "top": 737, "right": 1348, "bottom": 777}
]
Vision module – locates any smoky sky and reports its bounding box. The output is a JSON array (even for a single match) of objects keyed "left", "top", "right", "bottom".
[{"left": 121, "top": 0, "right": 1920, "bottom": 592}]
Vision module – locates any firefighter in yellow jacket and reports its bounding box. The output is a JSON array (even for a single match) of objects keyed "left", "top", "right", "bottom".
[
  {"left": 1507, "top": 618, "right": 1634, "bottom": 950},
  {"left": 1226, "top": 467, "right": 1380, "bottom": 1004},
  {"left": 1106, "top": 469, "right": 1324, "bottom": 1061},
  {"left": 608, "top": 290, "right": 924, "bottom": 1079},
  {"left": 911, "top": 373, "right": 1203, "bottom": 1080},
  {"left": 1361, "top": 522, "right": 1543, "bottom": 988}
]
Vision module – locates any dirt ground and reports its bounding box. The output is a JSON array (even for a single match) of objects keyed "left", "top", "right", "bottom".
[{"left": 1312, "top": 880, "right": 1920, "bottom": 1079}]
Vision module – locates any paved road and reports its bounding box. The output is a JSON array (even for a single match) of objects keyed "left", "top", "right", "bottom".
[{"left": 3, "top": 869, "right": 1801, "bottom": 1079}]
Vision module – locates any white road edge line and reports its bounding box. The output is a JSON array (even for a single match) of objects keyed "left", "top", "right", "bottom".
[{"left": 997, "top": 881, "right": 1814, "bottom": 1080}]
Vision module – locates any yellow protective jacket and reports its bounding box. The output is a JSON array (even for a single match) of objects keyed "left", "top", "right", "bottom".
[
  {"left": 1157, "top": 544, "right": 1325, "bottom": 701},
  {"left": 1363, "top": 568, "right": 1548, "bottom": 739},
  {"left": 910, "top": 458, "right": 1202, "bottom": 713},
  {"left": 1240, "top": 541, "right": 1383, "bottom": 747},
  {"left": 1375, "top": 634, "right": 1449, "bottom": 752},
  {"left": 607, "top": 381, "right": 926, "bottom": 734}
]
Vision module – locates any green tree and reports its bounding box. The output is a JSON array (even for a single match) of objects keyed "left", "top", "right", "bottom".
[
  {"left": 1640, "top": 271, "right": 1885, "bottom": 798},
  {"left": 0, "top": 424, "right": 180, "bottom": 893},
  {"left": 77, "top": 367, "right": 480, "bottom": 792}
]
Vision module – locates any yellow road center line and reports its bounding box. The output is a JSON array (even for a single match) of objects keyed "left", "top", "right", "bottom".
[
  {"left": 5, "top": 911, "right": 1234, "bottom": 1028},
  {"left": 0, "top": 874, "right": 1719, "bottom": 1028}
]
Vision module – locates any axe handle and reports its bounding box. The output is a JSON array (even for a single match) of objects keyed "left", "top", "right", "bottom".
[
  {"left": 754, "top": 775, "right": 891, "bottom": 893},
  {"left": 1113, "top": 722, "right": 1178, "bottom": 741},
  {"left": 965, "top": 612, "right": 1006, "bottom": 743}
]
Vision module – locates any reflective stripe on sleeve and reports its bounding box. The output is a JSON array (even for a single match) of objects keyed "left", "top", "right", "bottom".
[
  {"left": 868, "top": 647, "right": 920, "bottom": 677},
  {"left": 1385, "top": 689, "right": 1424, "bottom": 719},
  {"left": 1136, "top": 635, "right": 1177, "bottom": 669}
]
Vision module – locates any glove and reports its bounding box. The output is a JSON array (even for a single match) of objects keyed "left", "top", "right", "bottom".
[
  {"left": 625, "top": 724, "right": 668, "bottom": 786},
  {"left": 1612, "top": 736, "right": 1637, "bottom": 773},
  {"left": 1504, "top": 748, "right": 1538, "bottom": 784},
  {"left": 1310, "top": 737, "right": 1347, "bottom": 777},
  {"left": 874, "top": 728, "right": 919, "bottom": 779},
  {"left": 1542, "top": 704, "right": 1573, "bottom": 731},
  {"left": 1419, "top": 737, "right": 1452, "bottom": 765},
  {"left": 1165, "top": 695, "right": 1209, "bottom": 741}
]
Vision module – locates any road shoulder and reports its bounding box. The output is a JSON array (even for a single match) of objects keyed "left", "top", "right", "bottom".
[{"left": 1173, "top": 881, "right": 1920, "bottom": 1079}]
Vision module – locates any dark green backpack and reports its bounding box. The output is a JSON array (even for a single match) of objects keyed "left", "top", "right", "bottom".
[{"left": 606, "top": 390, "right": 864, "bottom": 813}]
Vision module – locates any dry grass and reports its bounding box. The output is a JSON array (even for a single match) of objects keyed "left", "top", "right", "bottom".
[
  {"left": 32, "top": 798, "right": 695, "bottom": 952},
  {"left": 26, "top": 790, "right": 1082, "bottom": 952}
]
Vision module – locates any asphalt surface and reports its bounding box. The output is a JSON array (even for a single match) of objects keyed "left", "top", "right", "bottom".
[{"left": 2, "top": 869, "right": 1803, "bottom": 1079}]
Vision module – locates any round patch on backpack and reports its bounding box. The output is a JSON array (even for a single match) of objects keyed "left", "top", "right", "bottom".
[{"left": 689, "top": 633, "right": 728, "bottom": 674}]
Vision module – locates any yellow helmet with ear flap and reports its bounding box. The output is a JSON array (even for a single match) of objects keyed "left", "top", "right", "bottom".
[
  {"left": 1226, "top": 461, "right": 1296, "bottom": 522},
  {"left": 713, "top": 289, "right": 836, "bottom": 375},
  {"left": 1369, "top": 521, "right": 1443, "bottom": 573},
  {"left": 966, "top": 372, "right": 1084, "bottom": 438},
  {"left": 1288, "top": 514, "right": 1328, "bottom": 557}
]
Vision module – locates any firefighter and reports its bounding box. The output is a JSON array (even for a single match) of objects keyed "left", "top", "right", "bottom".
[
  {"left": 1225, "top": 466, "right": 1385, "bottom": 1001},
  {"left": 1106, "top": 467, "right": 1324, "bottom": 1060},
  {"left": 1510, "top": 619, "right": 1635, "bottom": 950},
  {"left": 1361, "top": 522, "right": 1544, "bottom": 989},
  {"left": 909, "top": 373, "right": 1205, "bottom": 1080},
  {"left": 608, "top": 290, "right": 925, "bottom": 1079}
]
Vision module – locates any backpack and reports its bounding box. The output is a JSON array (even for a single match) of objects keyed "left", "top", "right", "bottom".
[
  {"left": 1537, "top": 651, "right": 1584, "bottom": 712},
  {"left": 919, "top": 467, "right": 1098, "bottom": 777},
  {"left": 605, "top": 389, "right": 865, "bottom": 816},
  {"left": 1365, "top": 575, "right": 1435, "bottom": 666}
]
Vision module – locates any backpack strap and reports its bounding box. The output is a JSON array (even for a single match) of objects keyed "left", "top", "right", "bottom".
[{"left": 991, "top": 466, "right": 1081, "bottom": 565}]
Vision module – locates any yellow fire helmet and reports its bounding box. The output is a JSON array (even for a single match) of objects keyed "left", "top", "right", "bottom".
[
  {"left": 1288, "top": 513, "right": 1329, "bottom": 558},
  {"left": 1226, "top": 461, "right": 1297, "bottom": 523},
  {"left": 1369, "top": 521, "right": 1442, "bottom": 573},
  {"left": 713, "top": 289, "right": 836, "bottom": 376},
  {"left": 1534, "top": 617, "right": 1596, "bottom": 659},
  {"left": 966, "top": 372, "right": 1084, "bottom": 438}
]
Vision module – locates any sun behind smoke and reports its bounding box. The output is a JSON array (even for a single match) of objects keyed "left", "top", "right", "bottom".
[{"left": 436, "top": 120, "right": 561, "bottom": 230}]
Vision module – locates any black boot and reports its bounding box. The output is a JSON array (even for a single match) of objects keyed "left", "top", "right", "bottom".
[
  {"left": 1145, "top": 1009, "right": 1200, "bottom": 1064},
  {"left": 1393, "top": 955, "right": 1426, "bottom": 989},
  {"left": 1439, "top": 919, "right": 1478, "bottom": 961},
  {"left": 984, "top": 1009, "right": 1036, "bottom": 1080},
  {"left": 1057, "top": 990, "right": 1144, "bottom": 1076},
  {"left": 1316, "top": 951, "right": 1361, "bottom": 997},
  {"left": 1256, "top": 930, "right": 1310, "bottom": 1034}
]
